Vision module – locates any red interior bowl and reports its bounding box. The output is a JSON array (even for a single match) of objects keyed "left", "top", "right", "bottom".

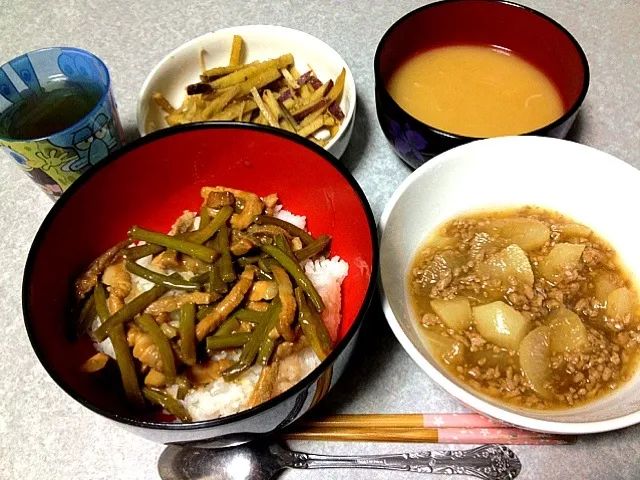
[
  {"left": 22, "top": 123, "right": 377, "bottom": 431},
  {"left": 377, "top": 0, "right": 588, "bottom": 112},
  {"left": 374, "top": 0, "right": 590, "bottom": 168}
]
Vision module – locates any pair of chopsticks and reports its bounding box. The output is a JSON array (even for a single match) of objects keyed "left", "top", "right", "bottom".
[{"left": 283, "top": 414, "right": 576, "bottom": 445}]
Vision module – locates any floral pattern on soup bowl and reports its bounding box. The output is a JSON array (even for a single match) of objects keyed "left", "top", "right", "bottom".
[{"left": 374, "top": 0, "right": 589, "bottom": 169}]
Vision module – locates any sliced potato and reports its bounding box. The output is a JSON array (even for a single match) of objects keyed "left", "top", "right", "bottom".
[
  {"left": 498, "top": 218, "right": 551, "bottom": 251},
  {"left": 595, "top": 272, "right": 622, "bottom": 303},
  {"left": 482, "top": 218, "right": 550, "bottom": 251},
  {"left": 472, "top": 301, "right": 530, "bottom": 350},
  {"left": 422, "top": 330, "right": 465, "bottom": 365},
  {"left": 556, "top": 223, "right": 592, "bottom": 240},
  {"left": 414, "top": 250, "right": 466, "bottom": 286},
  {"left": 519, "top": 326, "right": 554, "bottom": 399},
  {"left": 545, "top": 307, "right": 588, "bottom": 353},
  {"left": 429, "top": 235, "right": 458, "bottom": 249},
  {"left": 477, "top": 244, "right": 534, "bottom": 287},
  {"left": 607, "top": 287, "right": 637, "bottom": 318},
  {"left": 430, "top": 297, "right": 472, "bottom": 331},
  {"left": 537, "top": 243, "right": 586, "bottom": 281}
]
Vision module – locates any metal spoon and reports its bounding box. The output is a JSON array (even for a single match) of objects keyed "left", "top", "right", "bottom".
[{"left": 158, "top": 442, "right": 521, "bottom": 480}]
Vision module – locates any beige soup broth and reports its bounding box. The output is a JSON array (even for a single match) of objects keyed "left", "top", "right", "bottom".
[{"left": 409, "top": 207, "right": 640, "bottom": 410}]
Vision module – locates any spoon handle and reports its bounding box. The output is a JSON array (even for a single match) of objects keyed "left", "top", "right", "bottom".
[{"left": 282, "top": 444, "right": 521, "bottom": 479}]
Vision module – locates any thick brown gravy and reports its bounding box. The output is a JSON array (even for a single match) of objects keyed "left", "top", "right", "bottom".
[{"left": 409, "top": 207, "right": 640, "bottom": 409}]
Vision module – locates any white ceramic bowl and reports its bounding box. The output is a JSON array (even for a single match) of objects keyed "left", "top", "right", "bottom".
[
  {"left": 380, "top": 136, "right": 640, "bottom": 434},
  {"left": 137, "top": 25, "right": 356, "bottom": 159}
]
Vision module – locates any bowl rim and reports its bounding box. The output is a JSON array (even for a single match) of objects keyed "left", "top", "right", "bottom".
[
  {"left": 373, "top": 0, "right": 590, "bottom": 141},
  {"left": 136, "top": 24, "right": 357, "bottom": 153},
  {"left": 379, "top": 135, "right": 640, "bottom": 434},
  {"left": 0, "top": 46, "right": 112, "bottom": 144},
  {"left": 22, "top": 121, "right": 379, "bottom": 431}
]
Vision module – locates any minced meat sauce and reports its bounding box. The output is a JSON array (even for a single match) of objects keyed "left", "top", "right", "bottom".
[{"left": 409, "top": 207, "right": 640, "bottom": 409}]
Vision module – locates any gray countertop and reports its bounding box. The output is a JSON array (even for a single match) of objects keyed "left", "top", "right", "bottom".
[{"left": 1, "top": 1, "right": 639, "bottom": 478}]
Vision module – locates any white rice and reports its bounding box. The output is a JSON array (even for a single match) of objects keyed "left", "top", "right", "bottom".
[
  {"left": 274, "top": 206, "right": 306, "bottom": 230},
  {"left": 92, "top": 317, "right": 117, "bottom": 358},
  {"left": 303, "top": 256, "right": 349, "bottom": 342},
  {"left": 91, "top": 206, "right": 347, "bottom": 421},
  {"left": 183, "top": 348, "right": 320, "bottom": 421},
  {"left": 184, "top": 357, "right": 263, "bottom": 421}
]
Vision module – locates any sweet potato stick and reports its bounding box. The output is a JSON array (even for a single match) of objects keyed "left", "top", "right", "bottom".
[
  {"left": 264, "top": 90, "right": 296, "bottom": 132},
  {"left": 202, "top": 86, "right": 240, "bottom": 119},
  {"left": 251, "top": 88, "right": 279, "bottom": 128},
  {"left": 281, "top": 68, "right": 300, "bottom": 90},
  {"left": 278, "top": 100, "right": 299, "bottom": 130},
  {"left": 297, "top": 115, "right": 324, "bottom": 137},
  {"left": 200, "top": 61, "right": 258, "bottom": 82},
  {"left": 298, "top": 72, "right": 346, "bottom": 128},
  {"left": 281, "top": 95, "right": 296, "bottom": 110},
  {"left": 211, "top": 54, "right": 292, "bottom": 89},
  {"left": 290, "top": 81, "right": 332, "bottom": 116},
  {"left": 293, "top": 97, "right": 329, "bottom": 122},
  {"left": 263, "top": 91, "right": 281, "bottom": 121},
  {"left": 298, "top": 102, "right": 328, "bottom": 128},
  {"left": 323, "top": 114, "right": 336, "bottom": 126},
  {"left": 153, "top": 93, "right": 175, "bottom": 114},
  {"left": 289, "top": 66, "right": 301, "bottom": 79},
  {"left": 230, "top": 67, "right": 282, "bottom": 99},
  {"left": 327, "top": 68, "right": 346, "bottom": 104},
  {"left": 210, "top": 99, "right": 258, "bottom": 121},
  {"left": 236, "top": 101, "right": 245, "bottom": 121},
  {"left": 229, "top": 35, "right": 243, "bottom": 66}
]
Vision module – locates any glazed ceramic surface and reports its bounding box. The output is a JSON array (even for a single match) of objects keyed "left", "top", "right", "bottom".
[
  {"left": 137, "top": 25, "right": 356, "bottom": 159},
  {"left": 374, "top": 0, "right": 589, "bottom": 168},
  {"left": 23, "top": 123, "right": 377, "bottom": 445},
  {"left": 380, "top": 136, "right": 640, "bottom": 434}
]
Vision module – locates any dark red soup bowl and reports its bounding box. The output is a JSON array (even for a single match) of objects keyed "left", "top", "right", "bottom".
[
  {"left": 22, "top": 123, "right": 377, "bottom": 446},
  {"left": 374, "top": 0, "right": 590, "bottom": 169}
]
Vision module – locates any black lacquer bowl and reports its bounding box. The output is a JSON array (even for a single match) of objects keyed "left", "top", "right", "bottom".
[{"left": 374, "top": 0, "right": 590, "bottom": 169}]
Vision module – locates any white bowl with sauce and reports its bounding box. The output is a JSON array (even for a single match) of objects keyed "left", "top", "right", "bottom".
[
  {"left": 137, "top": 25, "right": 357, "bottom": 159},
  {"left": 380, "top": 136, "right": 640, "bottom": 434}
]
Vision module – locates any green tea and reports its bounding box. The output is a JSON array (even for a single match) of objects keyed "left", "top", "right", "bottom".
[{"left": 0, "top": 81, "right": 103, "bottom": 140}]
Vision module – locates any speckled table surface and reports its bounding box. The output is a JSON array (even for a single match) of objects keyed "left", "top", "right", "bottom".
[{"left": 1, "top": 1, "right": 639, "bottom": 478}]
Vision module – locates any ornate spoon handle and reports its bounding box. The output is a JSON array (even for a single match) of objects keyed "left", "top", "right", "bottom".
[{"left": 279, "top": 444, "right": 521, "bottom": 479}]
